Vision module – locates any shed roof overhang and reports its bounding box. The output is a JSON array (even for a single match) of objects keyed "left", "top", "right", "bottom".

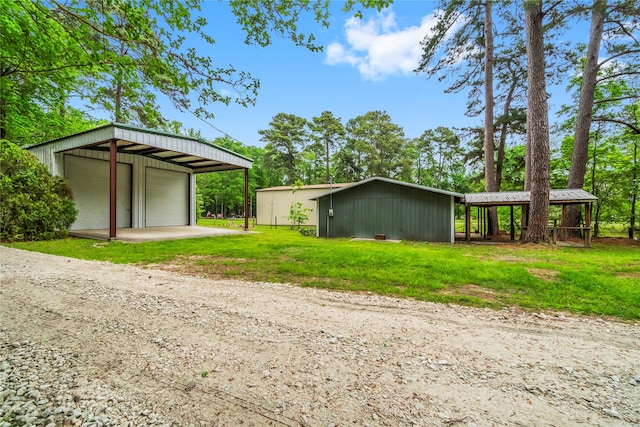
[
  {"left": 28, "top": 123, "right": 252, "bottom": 173},
  {"left": 310, "top": 176, "right": 464, "bottom": 201},
  {"left": 463, "top": 189, "right": 597, "bottom": 207}
]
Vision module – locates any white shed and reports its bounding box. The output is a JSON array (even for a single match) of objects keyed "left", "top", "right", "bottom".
[
  {"left": 256, "top": 183, "right": 350, "bottom": 227},
  {"left": 27, "top": 123, "right": 253, "bottom": 239}
]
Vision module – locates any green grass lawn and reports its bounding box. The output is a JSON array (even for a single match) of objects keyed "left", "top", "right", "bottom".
[{"left": 5, "top": 222, "right": 639, "bottom": 320}]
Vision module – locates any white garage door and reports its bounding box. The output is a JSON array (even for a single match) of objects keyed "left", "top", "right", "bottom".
[
  {"left": 65, "top": 156, "right": 132, "bottom": 230},
  {"left": 145, "top": 168, "right": 189, "bottom": 227}
]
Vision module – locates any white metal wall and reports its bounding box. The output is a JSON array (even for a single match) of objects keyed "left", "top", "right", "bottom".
[
  {"left": 57, "top": 150, "right": 194, "bottom": 229},
  {"left": 256, "top": 188, "right": 333, "bottom": 226},
  {"left": 64, "top": 156, "right": 132, "bottom": 230},
  {"left": 145, "top": 168, "right": 189, "bottom": 227}
]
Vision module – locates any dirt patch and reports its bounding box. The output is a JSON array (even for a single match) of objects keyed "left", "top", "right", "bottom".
[
  {"left": 593, "top": 237, "right": 640, "bottom": 247},
  {"left": 526, "top": 267, "right": 560, "bottom": 282},
  {"left": 617, "top": 271, "right": 640, "bottom": 280},
  {"left": 148, "top": 255, "right": 249, "bottom": 280},
  {"left": 489, "top": 255, "right": 538, "bottom": 263},
  {"left": 1, "top": 246, "right": 639, "bottom": 426},
  {"left": 438, "top": 284, "right": 500, "bottom": 302}
]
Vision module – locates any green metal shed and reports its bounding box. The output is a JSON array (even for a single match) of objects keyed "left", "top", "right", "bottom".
[{"left": 312, "top": 177, "right": 463, "bottom": 243}]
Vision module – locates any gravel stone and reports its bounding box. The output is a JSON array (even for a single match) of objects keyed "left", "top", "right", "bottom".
[{"left": 1, "top": 246, "right": 639, "bottom": 426}]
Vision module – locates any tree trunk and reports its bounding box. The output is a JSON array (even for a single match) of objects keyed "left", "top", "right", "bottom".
[
  {"left": 113, "top": 41, "right": 127, "bottom": 123},
  {"left": 631, "top": 139, "right": 638, "bottom": 239},
  {"left": 594, "top": 201, "right": 601, "bottom": 237},
  {"left": 484, "top": 0, "right": 500, "bottom": 235},
  {"left": 325, "top": 138, "right": 331, "bottom": 183},
  {"left": 495, "top": 68, "right": 517, "bottom": 189},
  {"left": 0, "top": 96, "right": 6, "bottom": 140},
  {"left": 525, "top": 0, "right": 551, "bottom": 243},
  {"left": 564, "top": 0, "right": 607, "bottom": 232}
]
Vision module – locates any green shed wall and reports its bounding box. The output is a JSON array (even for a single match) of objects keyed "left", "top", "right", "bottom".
[{"left": 316, "top": 180, "right": 454, "bottom": 242}]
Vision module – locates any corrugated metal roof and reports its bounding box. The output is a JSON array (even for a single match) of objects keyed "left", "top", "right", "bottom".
[
  {"left": 464, "top": 189, "right": 597, "bottom": 206},
  {"left": 311, "top": 177, "right": 464, "bottom": 200},
  {"left": 26, "top": 123, "right": 252, "bottom": 173},
  {"left": 257, "top": 183, "right": 352, "bottom": 192}
]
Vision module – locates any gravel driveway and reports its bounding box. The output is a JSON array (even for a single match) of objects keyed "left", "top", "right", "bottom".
[{"left": 1, "top": 246, "right": 638, "bottom": 426}]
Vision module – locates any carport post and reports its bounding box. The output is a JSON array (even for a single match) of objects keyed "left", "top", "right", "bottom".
[
  {"left": 585, "top": 202, "right": 592, "bottom": 248},
  {"left": 109, "top": 139, "right": 117, "bottom": 239},
  {"left": 510, "top": 205, "right": 515, "bottom": 240},
  {"left": 244, "top": 168, "right": 249, "bottom": 231},
  {"left": 465, "top": 204, "right": 471, "bottom": 242}
]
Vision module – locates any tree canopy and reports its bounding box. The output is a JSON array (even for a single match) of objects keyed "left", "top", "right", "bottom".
[{"left": 1, "top": 0, "right": 637, "bottom": 239}]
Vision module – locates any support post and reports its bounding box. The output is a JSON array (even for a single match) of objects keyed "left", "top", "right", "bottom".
[
  {"left": 484, "top": 207, "right": 488, "bottom": 237},
  {"left": 244, "top": 168, "right": 249, "bottom": 231},
  {"left": 109, "top": 139, "right": 117, "bottom": 240},
  {"left": 560, "top": 204, "right": 567, "bottom": 241},
  {"left": 465, "top": 204, "right": 471, "bottom": 242},
  {"left": 520, "top": 204, "right": 528, "bottom": 240},
  {"left": 585, "top": 202, "right": 592, "bottom": 248},
  {"left": 510, "top": 205, "right": 515, "bottom": 240}
]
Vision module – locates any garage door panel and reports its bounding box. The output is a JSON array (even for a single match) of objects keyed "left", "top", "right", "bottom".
[
  {"left": 65, "top": 156, "right": 131, "bottom": 230},
  {"left": 145, "top": 168, "right": 189, "bottom": 227}
]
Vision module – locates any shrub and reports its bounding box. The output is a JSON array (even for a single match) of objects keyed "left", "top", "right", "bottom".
[
  {"left": 0, "top": 140, "right": 77, "bottom": 241},
  {"left": 299, "top": 227, "right": 316, "bottom": 237}
]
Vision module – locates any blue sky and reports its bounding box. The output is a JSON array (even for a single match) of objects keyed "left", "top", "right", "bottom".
[{"left": 166, "top": 1, "right": 578, "bottom": 147}]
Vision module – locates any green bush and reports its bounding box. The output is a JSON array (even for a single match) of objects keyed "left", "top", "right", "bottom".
[
  {"left": 0, "top": 140, "right": 77, "bottom": 241},
  {"left": 299, "top": 227, "right": 316, "bottom": 237}
]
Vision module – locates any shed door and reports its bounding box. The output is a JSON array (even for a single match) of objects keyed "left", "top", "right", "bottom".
[
  {"left": 65, "top": 156, "right": 132, "bottom": 230},
  {"left": 145, "top": 168, "right": 189, "bottom": 227}
]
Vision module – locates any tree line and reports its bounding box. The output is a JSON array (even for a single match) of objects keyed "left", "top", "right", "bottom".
[
  {"left": 2, "top": 0, "right": 638, "bottom": 240},
  {"left": 199, "top": 100, "right": 635, "bottom": 239}
]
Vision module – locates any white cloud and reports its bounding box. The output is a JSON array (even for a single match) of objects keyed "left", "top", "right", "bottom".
[{"left": 325, "top": 9, "right": 440, "bottom": 81}]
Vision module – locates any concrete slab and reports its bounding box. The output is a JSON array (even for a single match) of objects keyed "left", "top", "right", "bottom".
[{"left": 70, "top": 226, "right": 257, "bottom": 243}]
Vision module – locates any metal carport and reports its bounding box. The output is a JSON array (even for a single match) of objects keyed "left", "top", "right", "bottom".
[{"left": 27, "top": 123, "right": 253, "bottom": 239}]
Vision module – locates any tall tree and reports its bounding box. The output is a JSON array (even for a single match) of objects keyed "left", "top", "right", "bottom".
[
  {"left": 259, "top": 113, "right": 309, "bottom": 185},
  {"left": 563, "top": 0, "right": 640, "bottom": 232},
  {"left": 524, "top": 0, "right": 551, "bottom": 243},
  {"left": 0, "top": 0, "right": 96, "bottom": 143},
  {"left": 1, "top": 0, "right": 391, "bottom": 142},
  {"left": 415, "top": 0, "right": 531, "bottom": 235},
  {"left": 1, "top": 0, "right": 259, "bottom": 140},
  {"left": 309, "top": 111, "right": 345, "bottom": 183},
  {"left": 332, "top": 138, "right": 365, "bottom": 182},
  {"left": 415, "top": 0, "right": 573, "bottom": 205},
  {"left": 414, "top": 127, "right": 465, "bottom": 190},
  {"left": 563, "top": 0, "right": 607, "bottom": 232},
  {"left": 342, "top": 111, "right": 409, "bottom": 180},
  {"left": 483, "top": 0, "right": 499, "bottom": 235}
]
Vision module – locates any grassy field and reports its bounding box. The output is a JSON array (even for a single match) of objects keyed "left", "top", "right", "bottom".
[{"left": 5, "top": 221, "right": 639, "bottom": 320}]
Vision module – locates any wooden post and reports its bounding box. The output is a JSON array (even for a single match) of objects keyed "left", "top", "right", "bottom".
[
  {"left": 510, "top": 205, "right": 515, "bottom": 240},
  {"left": 560, "top": 204, "right": 567, "bottom": 241},
  {"left": 585, "top": 202, "right": 592, "bottom": 248},
  {"left": 521, "top": 204, "right": 528, "bottom": 240},
  {"left": 244, "top": 168, "right": 249, "bottom": 231},
  {"left": 465, "top": 204, "right": 471, "bottom": 242},
  {"left": 109, "top": 139, "right": 117, "bottom": 240},
  {"left": 484, "top": 207, "right": 488, "bottom": 237}
]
